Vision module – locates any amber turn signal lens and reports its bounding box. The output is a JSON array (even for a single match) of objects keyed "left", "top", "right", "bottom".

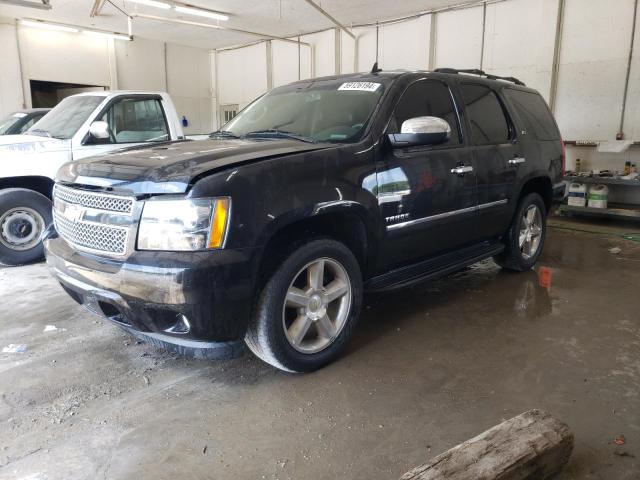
[{"left": 208, "top": 198, "right": 230, "bottom": 248}]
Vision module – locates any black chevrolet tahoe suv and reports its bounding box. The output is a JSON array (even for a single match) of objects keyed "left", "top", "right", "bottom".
[{"left": 44, "top": 68, "right": 565, "bottom": 372}]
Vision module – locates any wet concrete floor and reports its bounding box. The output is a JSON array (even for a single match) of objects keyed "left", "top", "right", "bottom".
[{"left": 0, "top": 219, "right": 639, "bottom": 479}]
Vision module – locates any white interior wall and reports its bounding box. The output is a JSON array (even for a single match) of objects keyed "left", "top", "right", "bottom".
[
  {"left": 554, "top": 0, "right": 635, "bottom": 142},
  {"left": 0, "top": 21, "right": 214, "bottom": 134},
  {"left": 17, "top": 24, "right": 112, "bottom": 105},
  {"left": 272, "top": 40, "right": 301, "bottom": 88},
  {"left": 483, "top": 0, "right": 558, "bottom": 101},
  {"left": 341, "top": 31, "right": 356, "bottom": 74},
  {"left": 300, "top": 29, "right": 336, "bottom": 78},
  {"left": 216, "top": 42, "right": 268, "bottom": 116},
  {"left": 0, "top": 23, "right": 24, "bottom": 116},
  {"left": 379, "top": 15, "right": 431, "bottom": 70},
  {"left": 166, "top": 43, "right": 213, "bottom": 135},
  {"left": 115, "top": 37, "right": 166, "bottom": 91},
  {"left": 354, "top": 26, "right": 377, "bottom": 73},
  {"left": 434, "top": 7, "right": 483, "bottom": 69}
]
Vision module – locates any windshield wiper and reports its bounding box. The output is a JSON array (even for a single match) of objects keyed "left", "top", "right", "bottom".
[
  {"left": 244, "top": 129, "right": 316, "bottom": 143},
  {"left": 29, "top": 129, "right": 51, "bottom": 138},
  {"left": 209, "top": 130, "right": 241, "bottom": 139}
]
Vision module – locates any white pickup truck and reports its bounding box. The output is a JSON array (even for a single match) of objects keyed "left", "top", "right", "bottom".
[{"left": 0, "top": 91, "right": 185, "bottom": 265}]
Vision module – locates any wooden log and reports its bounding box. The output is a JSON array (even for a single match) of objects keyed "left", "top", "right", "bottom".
[{"left": 400, "top": 409, "right": 573, "bottom": 480}]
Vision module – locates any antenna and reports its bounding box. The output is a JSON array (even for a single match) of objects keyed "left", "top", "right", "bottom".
[{"left": 371, "top": 62, "right": 382, "bottom": 74}]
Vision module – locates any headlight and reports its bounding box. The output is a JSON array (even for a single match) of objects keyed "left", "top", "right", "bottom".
[{"left": 137, "top": 197, "right": 231, "bottom": 251}]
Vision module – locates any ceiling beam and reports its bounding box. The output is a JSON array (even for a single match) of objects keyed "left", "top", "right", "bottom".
[
  {"left": 303, "top": 0, "right": 355, "bottom": 39},
  {"left": 89, "top": 0, "right": 107, "bottom": 18}
]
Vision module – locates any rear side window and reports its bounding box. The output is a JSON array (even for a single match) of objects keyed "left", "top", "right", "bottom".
[
  {"left": 503, "top": 89, "right": 560, "bottom": 141},
  {"left": 459, "top": 83, "right": 511, "bottom": 145},
  {"left": 388, "top": 80, "right": 461, "bottom": 146}
]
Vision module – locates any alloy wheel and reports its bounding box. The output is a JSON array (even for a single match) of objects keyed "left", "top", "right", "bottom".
[
  {"left": 519, "top": 204, "right": 542, "bottom": 260},
  {"left": 282, "top": 257, "right": 352, "bottom": 354}
]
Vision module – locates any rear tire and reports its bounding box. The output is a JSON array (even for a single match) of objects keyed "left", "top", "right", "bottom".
[
  {"left": 245, "top": 239, "right": 362, "bottom": 373},
  {"left": 494, "top": 192, "right": 547, "bottom": 272},
  {"left": 0, "top": 188, "right": 52, "bottom": 266}
]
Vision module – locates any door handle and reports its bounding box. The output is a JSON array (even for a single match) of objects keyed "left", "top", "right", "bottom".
[
  {"left": 450, "top": 165, "right": 474, "bottom": 175},
  {"left": 508, "top": 157, "right": 526, "bottom": 165}
]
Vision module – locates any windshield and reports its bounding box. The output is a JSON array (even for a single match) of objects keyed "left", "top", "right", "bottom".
[
  {"left": 222, "top": 79, "right": 386, "bottom": 143},
  {"left": 0, "top": 113, "right": 24, "bottom": 135},
  {"left": 28, "top": 95, "right": 104, "bottom": 139}
]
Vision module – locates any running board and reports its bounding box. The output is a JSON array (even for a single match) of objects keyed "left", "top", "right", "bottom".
[{"left": 365, "top": 241, "right": 505, "bottom": 292}]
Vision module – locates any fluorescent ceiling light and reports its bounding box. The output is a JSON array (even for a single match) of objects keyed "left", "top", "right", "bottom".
[
  {"left": 174, "top": 5, "right": 229, "bottom": 21},
  {"left": 0, "top": 0, "right": 51, "bottom": 10},
  {"left": 83, "top": 30, "right": 131, "bottom": 41},
  {"left": 128, "top": 0, "right": 171, "bottom": 9},
  {"left": 21, "top": 19, "right": 79, "bottom": 33}
]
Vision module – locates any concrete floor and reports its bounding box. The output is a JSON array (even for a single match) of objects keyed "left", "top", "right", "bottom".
[{"left": 1, "top": 218, "right": 639, "bottom": 480}]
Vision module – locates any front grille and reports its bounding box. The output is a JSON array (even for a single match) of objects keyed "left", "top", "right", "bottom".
[
  {"left": 53, "top": 210, "right": 128, "bottom": 255},
  {"left": 53, "top": 184, "right": 136, "bottom": 256},
  {"left": 54, "top": 184, "right": 133, "bottom": 214}
]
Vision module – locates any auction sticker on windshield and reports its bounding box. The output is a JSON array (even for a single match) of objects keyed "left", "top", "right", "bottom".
[{"left": 338, "top": 82, "right": 381, "bottom": 92}]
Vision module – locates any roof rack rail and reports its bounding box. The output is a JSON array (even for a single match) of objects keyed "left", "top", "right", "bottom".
[{"left": 434, "top": 68, "right": 526, "bottom": 86}]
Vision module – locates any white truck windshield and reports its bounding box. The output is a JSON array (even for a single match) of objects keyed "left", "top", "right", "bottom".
[{"left": 28, "top": 95, "right": 104, "bottom": 140}]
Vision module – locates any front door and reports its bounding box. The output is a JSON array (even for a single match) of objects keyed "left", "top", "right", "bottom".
[
  {"left": 75, "top": 96, "right": 170, "bottom": 160},
  {"left": 375, "top": 79, "right": 477, "bottom": 270},
  {"left": 457, "top": 83, "right": 520, "bottom": 240}
]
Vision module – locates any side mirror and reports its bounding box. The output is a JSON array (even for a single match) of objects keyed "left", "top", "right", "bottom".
[
  {"left": 387, "top": 116, "right": 451, "bottom": 148},
  {"left": 88, "top": 121, "right": 110, "bottom": 140}
]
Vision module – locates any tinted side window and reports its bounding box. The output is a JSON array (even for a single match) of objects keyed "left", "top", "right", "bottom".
[
  {"left": 503, "top": 89, "right": 560, "bottom": 141},
  {"left": 389, "top": 80, "right": 461, "bottom": 146},
  {"left": 459, "top": 84, "right": 510, "bottom": 145}
]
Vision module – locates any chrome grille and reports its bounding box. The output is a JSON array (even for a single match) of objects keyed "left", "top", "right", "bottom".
[
  {"left": 53, "top": 210, "right": 128, "bottom": 255},
  {"left": 54, "top": 184, "right": 133, "bottom": 214},
  {"left": 53, "top": 184, "right": 136, "bottom": 256}
]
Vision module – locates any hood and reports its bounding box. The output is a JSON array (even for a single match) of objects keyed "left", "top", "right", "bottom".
[
  {"left": 56, "top": 138, "right": 334, "bottom": 195},
  {"left": 0, "top": 134, "right": 70, "bottom": 152}
]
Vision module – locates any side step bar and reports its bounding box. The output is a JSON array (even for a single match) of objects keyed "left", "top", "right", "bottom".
[{"left": 365, "top": 241, "right": 505, "bottom": 292}]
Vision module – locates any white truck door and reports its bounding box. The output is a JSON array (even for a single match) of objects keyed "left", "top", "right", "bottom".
[{"left": 74, "top": 95, "right": 174, "bottom": 160}]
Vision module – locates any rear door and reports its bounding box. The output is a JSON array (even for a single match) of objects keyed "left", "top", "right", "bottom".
[
  {"left": 376, "top": 79, "right": 477, "bottom": 268},
  {"left": 457, "top": 83, "right": 520, "bottom": 240}
]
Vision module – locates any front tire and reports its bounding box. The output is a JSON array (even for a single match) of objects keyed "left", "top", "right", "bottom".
[
  {"left": 245, "top": 239, "right": 362, "bottom": 373},
  {"left": 0, "top": 188, "right": 52, "bottom": 266},
  {"left": 494, "top": 192, "right": 547, "bottom": 271}
]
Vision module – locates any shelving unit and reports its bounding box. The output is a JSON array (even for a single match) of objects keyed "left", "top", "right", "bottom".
[{"left": 561, "top": 175, "right": 640, "bottom": 222}]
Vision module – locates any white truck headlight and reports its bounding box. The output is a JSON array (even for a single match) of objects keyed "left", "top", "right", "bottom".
[{"left": 137, "top": 198, "right": 230, "bottom": 251}]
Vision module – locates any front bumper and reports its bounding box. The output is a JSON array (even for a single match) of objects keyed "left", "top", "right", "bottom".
[{"left": 44, "top": 232, "right": 260, "bottom": 359}]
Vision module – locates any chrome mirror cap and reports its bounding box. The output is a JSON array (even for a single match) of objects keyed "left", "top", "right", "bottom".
[
  {"left": 89, "top": 121, "right": 110, "bottom": 140},
  {"left": 400, "top": 116, "right": 451, "bottom": 137},
  {"left": 388, "top": 116, "right": 452, "bottom": 148}
]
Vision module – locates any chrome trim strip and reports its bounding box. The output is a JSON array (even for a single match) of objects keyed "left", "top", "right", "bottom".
[
  {"left": 478, "top": 199, "right": 509, "bottom": 210},
  {"left": 386, "top": 199, "right": 508, "bottom": 231}
]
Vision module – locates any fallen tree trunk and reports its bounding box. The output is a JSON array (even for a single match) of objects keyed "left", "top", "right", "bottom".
[{"left": 400, "top": 409, "right": 573, "bottom": 480}]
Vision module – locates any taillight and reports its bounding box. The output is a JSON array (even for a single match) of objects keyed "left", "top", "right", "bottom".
[{"left": 560, "top": 139, "right": 566, "bottom": 176}]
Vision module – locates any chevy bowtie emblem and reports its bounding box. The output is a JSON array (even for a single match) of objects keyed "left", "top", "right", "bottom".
[{"left": 62, "top": 204, "right": 83, "bottom": 223}]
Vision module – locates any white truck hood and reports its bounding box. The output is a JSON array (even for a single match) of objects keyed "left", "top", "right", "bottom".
[
  {"left": 0, "top": 134, "right": 70, "bottom": 151},
  {"left": 0, "top": 135, "right": 72, "bottom": 179}
]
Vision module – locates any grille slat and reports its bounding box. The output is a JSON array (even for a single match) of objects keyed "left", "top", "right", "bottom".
[
  {"left": 54, "top": 211, "right": 128, "bottom": 254},
  {"left": 53, "top": 185, "right": 135, "bottom": 256},
  {"left": 54, "top": 184, "right": 133, "bottom": 214}
]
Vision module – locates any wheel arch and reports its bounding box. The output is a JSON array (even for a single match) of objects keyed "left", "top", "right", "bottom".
[
  {"left": 0, "top": 176, "right": 55, "bottom": 200},
  {"left": 516, "top": 174, "right": 553, "bottom": 212},
  {"left": 256, "top": 202, "right": 378, "bottom": 290}
]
